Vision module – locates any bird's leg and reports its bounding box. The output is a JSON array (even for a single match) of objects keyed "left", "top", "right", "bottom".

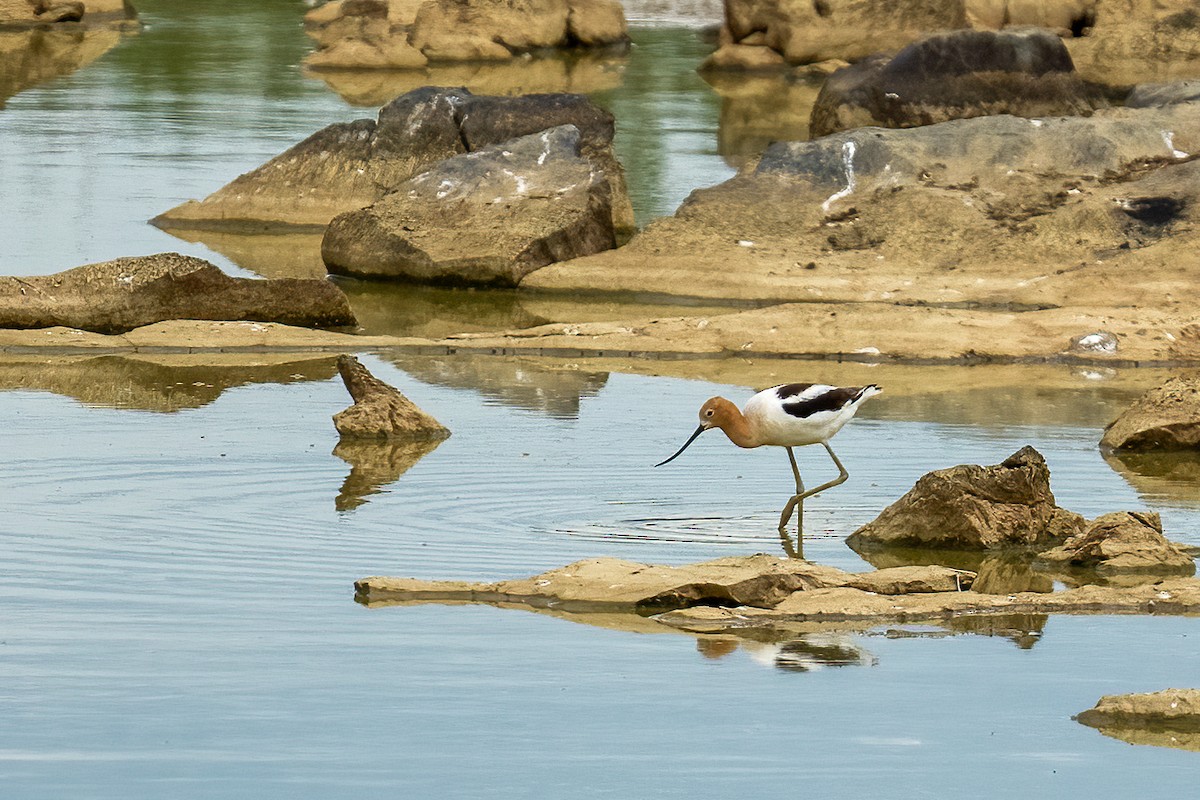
[
  {"left": 778, "top": 447, "right": 806, "bottom": 553},
  {"left": 790, "top": 441, "right": 849, "bottom": 503}
]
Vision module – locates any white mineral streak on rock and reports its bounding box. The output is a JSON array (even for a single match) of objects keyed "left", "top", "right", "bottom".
[
  {"left": 1162, "top": 130, "right": 1189, "bottom": 159},
  {"left": 822, "top": 140, "right": 858, "bottom": 213}
]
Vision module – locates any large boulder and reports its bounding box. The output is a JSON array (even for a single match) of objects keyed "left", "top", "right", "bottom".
[
  {"left": 322, "top": 125, "right": 617, "bottom": 286},
  {"left": 152, "top": 87, "right": 634, "bottom": 240},
  {"left": 1038, "top": 511, "right": 1196, "bottom": 574},
  {"left": 333, "top": 354, "right": 451, "bottom": 440},
  {"left": 810, "top": 28, "right": 1103, "bottom": 137},
  {"left": 1101, "top": 376, "right": 1200, "bottom": 450},
  {"left": 1067, "top": 0, "right": 1200, "bottom": 85},
  {"left": 0, "top": 253, "right": 356, "bottom": 335},
  {"left": 847, "top": 446, "right": 1086, "bottom": 551},
  {"left": 304, "top": 0, "right": 428, "bottom": 69}
]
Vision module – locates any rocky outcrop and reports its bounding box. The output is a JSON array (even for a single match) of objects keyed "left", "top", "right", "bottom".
[
  {"left": 0, "top": 254, "right": 356, "bottom": 335},
  {"left": 1076, "top": 689, "right": 1200, "bottom": 733},
  {"left": 810, "top": 28, "right": 1103, "bottom": 137},
  {"left": 1101, "top": 376, "right": 1200, "bottom": 451},
  {"left": 1067, "top": 0, "right": 1200, "bottom": 86},
  {"left": 0, "top": 0, "right": 132, "bottom": 26},
  {"left": 1038, "top": 511, "right": 1196, "bottom": 574},
  {"left": 847, "top": 446, "right": 1086, "bottom": 551},
  {"left": 523, "top": 103, "right": 1200, "bottom": 315},
  {"left": 304, "top": 0, "right": 626, "bottom": 69},
  {"left": 322, "top": 126, "right": 617, "bottom": 286},
  {"left": 333, "top": 354, "right": 450, "bottom": 440},
  {"left": 152, "top": 87, "right": 634, "bottom": 240}
]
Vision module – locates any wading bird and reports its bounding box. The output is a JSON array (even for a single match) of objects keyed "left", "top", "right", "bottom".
[{"left": 656, "top": 383, "right": 881, "bottom": 540}]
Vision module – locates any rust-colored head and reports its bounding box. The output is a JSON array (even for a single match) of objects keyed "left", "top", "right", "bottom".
[{"left": 656, "top": 396, "right": 739, "bottom": 467}]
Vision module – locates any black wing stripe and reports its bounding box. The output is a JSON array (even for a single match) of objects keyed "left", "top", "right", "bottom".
[
  {"left": 781, "top": 385, "right": 875, "bottom": 419},
  {"left": 774, "top": 383, "right": 815, "bottom": 400}
]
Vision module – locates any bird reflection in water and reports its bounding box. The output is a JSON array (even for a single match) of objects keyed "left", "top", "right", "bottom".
[{"left": 696, "top": 633, "right": 878, "bottom": 672}]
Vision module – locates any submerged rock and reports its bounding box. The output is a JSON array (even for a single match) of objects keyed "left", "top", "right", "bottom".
[
  {"left": 1038, "top": 511, "right": 1196, "bottom": 574},
  {"left": 847, "top": 446, "right": 1086, "bottom": 551},
  {"left": 333, "top": 354, "right": 450, "bottom": 440},
  {"left": 152, "top": 87, "right": 633, "bottom": 240},
  {"left": 322, "top": 126, "right": 617, "bottom": 286},
  {"left": 1101, "top": 376, "right": 1200, "bottom": 451},
  {"left": 810, "top": 28, "right": 1103, "bottom": 137},
  {"left": 0, "top": 253, "right": 356, "bottom": 335}
]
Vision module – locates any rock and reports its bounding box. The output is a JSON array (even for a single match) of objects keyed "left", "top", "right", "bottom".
[
  {"left": 1038, "top": 511, "right": 1196, "bottom": 574},
  {"left": 1076, "top": 689, "right": 1200, "bottom": 732},
  {"left": 333, "top": 354, "right": 450, "bottom": 440},
  {"left": 847, "top": 446, "right": 1086, "bottom": 551},
  {"left": 1126, "top": 79, "right": 1200, "bottom": 108},
  {"left": 522, "top": 103, "right": 1200, "bottom": 313},
  {"left": 36, "top": 2, "right": 84, "bottom": 22},
  {"left": 1101, "top": 376, "right": 1200, "bottom": 450},
  {"left": 358, "top": 554, "right": 855, "bottom": 612},
  {"left": 1067, "top": 0, "right": 1200, "bottom": 86},
  {"left": 304, "top": 0, "right": 429, "bottom": 69},
  {"left": 810, "top": 28, "right": 1103, "bottom": 137},
  {"left": 0, "top": 253, "right": 356, "bottom": 335},
  {"left": 700, "top": 42, "right": 788, "bottom": 71},
  {"left": 566, "top": 0, "right": 627, "bottom": 46},
  {"left": 322, "top": 125, "right": 618, "bottom": 286},
  {"left": 153, "top": 87, "right": 634, "bottom": 240},
  {"left": 844, "top": 565, "right": 976, "bottom": 594}
]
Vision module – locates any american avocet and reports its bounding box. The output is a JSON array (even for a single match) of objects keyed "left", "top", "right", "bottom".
[{"left": 656, "top": 383, "right": 882, "bottom": 537}]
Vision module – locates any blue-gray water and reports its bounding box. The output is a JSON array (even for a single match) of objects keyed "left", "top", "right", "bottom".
[{"left": 2, "top": 2, "right": 1200, "bottom": 796}]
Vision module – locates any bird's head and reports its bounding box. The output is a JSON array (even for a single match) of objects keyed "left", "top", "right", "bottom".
[{"left": 656, "top": 396, "right": 737, "bottom": 467}]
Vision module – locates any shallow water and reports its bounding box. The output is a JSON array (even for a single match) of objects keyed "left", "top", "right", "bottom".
[
  {"left": 2, "top": 357, "right": 1200, "bottom": 797},
  {"left": 3, "top": 4, "right": 1200, "bottom": 796}
]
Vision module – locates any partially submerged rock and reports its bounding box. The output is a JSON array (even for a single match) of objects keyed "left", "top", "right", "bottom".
[
  {"left": 0, "top": 253, "right": 356, "bottom": 335},
  {"left": 844, "top": 565, "right": 975, "bottom": 594},
  {"left": 1076, "top": 689, "right": 1200, "bottom": 734},
  {"left": 1101, "top": 376, "right": 1200, "bottom": 451},
  {"left": 321, "top": 125, "right": 617, "bottom": 286},
  {"left": 810, "top": 28, "right": 1103, "bottom": 137},
  {"left": 1038, "top": 511, "right": 1196, "bottom": 575},
  {"left": 153, "top": 87, "right": 633, "bottom": 240},
  {"left": 847, "top": 446, "right": 1086, "bottom": 551},
  {"left": 333, "top": 354, "right": 450, "bottom": 440}
]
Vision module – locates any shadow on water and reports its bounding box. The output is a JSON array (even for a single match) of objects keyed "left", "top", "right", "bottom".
[
  {"left": 333, "top": 437, "right": 446, "bottom": 511},
  {"left": 0, "top": 354, "right": 338, "bottom": 411}
]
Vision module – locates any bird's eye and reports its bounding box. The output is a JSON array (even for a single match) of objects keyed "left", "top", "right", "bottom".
[{"left": 704, "top": 409, "right": 714, "bottom": 417}]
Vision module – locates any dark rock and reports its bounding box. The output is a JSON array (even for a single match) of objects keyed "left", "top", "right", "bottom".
[
  {"left": 0, "top": 253, "right": 356, "bottom": 335},
  {"left": 153, "top": 87, "right": 633, "bottom": 240},
  {"left": 322, "top": 125, "right": 617, "bottom": 287},
  {"left": 1038, "top": 511, "right": 1195, "bottom": 574},
  {"left": 333, "top": 354, "right": 451, "bottom": 441},
  {"left": 1101, "top": 376, "right": 1200, "bottom": 450},
  {"left": 810, "top": 28, "right": 1103, "bottom": 137},
  {"left": 847, "top": 445, "right": 1086, "bottom": 551}
]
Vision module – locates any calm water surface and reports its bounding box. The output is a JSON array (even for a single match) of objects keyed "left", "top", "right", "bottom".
[
  {"left": 2, "top": 3, "right": 1200, "bottom": 797},
  {"left": 3, "top": 357, "right": 1200, "bottom": 797}
]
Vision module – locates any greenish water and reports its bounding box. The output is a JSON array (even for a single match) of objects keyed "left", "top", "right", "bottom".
[{"left": 2, "top": 4, "right": 1200, "bottom": 797}]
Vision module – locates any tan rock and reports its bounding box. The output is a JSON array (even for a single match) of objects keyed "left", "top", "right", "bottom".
[
  {"left": 333, "top": 354, "right": 450, "bottom": 440},
  {"left": 0, "top": 253, "right": 356, "bottom": 335},
  {"left": 1101, "top": 376, "right": 1200, "bottom": 451},
  {"left": 306, "top": 36, "right": 427, "bottom": 69},
  {"left": 700, "top": 42, "right": 787, "bottom": 71},
  {"left": 844, "top": 565, "right": 976, "bottom": 594},
  {"left": 848, "top": 446, "right": 1086, "bottom": 551},
  {"left": 1039, "top": 511, "right": 1196, "bottom": 574},
  {"left": 1076, "top": 689, "right": 1200, "bottom": 733},
  {"left": 566, "top": 0, "right": 627, "bottom": 45},
  {"left": 410, "top": 0, "right": 570, "bottom": 58}
]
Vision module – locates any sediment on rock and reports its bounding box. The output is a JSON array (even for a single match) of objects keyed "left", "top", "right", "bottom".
[
  {"left": 0, "top": 253, "right": 356, "bottom": 335},
  {"left": 1038, "top": 511, "right": 1196, "bottom": 575}
]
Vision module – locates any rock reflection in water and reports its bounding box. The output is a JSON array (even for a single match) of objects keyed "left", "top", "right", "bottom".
[
  {"left": 1103, "top": 449, "right": 1200, "bottom": 508},
  {"left": 701, "top": 71, "right": 824, "bottom": 167},
  {"left": 304, "top": 51, "right": 627, "bottom": 108},
  {"left": 389, "top": 355, "right": 608, "bottom": 419},
  {"left": 154, "top": 229, "right": 328, "bottom": 280},
  {"left": 0, "top": 27, "right": 122, "bottom": 107},
  {"left": 1084, "top": 724, "right": 1200, "bottom": 753},
  {"left": 340, "top": 282, "right": 550, "bottom": 340},
  {"left": 881, "top": 614, "right": 1048, "bottom": 650},
  {"left": 333, "top": 438, "right": 445, "bottom": 511},
  {"left": 0, "top": 355, "right": 338, "bottom": 412}
]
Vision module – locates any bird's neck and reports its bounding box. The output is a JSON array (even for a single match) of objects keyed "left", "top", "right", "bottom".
[{"left": 718, "top": 408, "right": 759, "bottom": 449}]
